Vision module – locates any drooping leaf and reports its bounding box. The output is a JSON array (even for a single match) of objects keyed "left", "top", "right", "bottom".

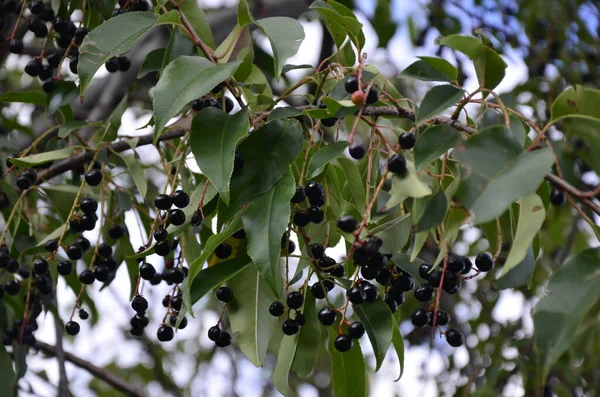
[
  {"left": 415, "top": 85, "right": 464, "bottom": 124},
  {"left": 243, "top": 169, "right": 295, "bottom": 296},
  {"left": 338, "top": 158, "right": 367, "bottom": 212},
  {"left": 533, "top": 248, "right": 600, "bottom": 382},
  {"left": 78, "top": 11, "right": 180, "bottom": 95},
  {"left": 372, "top": 214, "right": 411, "bottom": 254},
  {"left": 0, "top": 91, "right": 47, "bottom": 105},
  {"left": 228, "top": 265, "right": 278, "bottom": 367},
  {"left": 353, "top": 298, "right": 394, "bottom": 371},
  {"left": 119, "top": 153, "right": 147, "bottom": 198},
  {"left": 391, "top": 318, "right": 405, "bottom": 381},
  {"left": 58, "top": 120, "right": 103, "bottom": 139},
  {"left": 190, "top": 108, "right": 249, "bottom": 204},
  {"left": 416, "top": 189, "right": 448, "bottom": 231},
  {"left": 0, "top": 343, "right": 16, "bottom": 396},
  {"left": 256, "top": 17, "right": 305, "bottom": 79},
  {"left": 10, "top": 147, "right": 75, "bottom": 168},
  {"left": 153, "top": 56, "right": 242, "bottom": 142},
  {"left": 307, "top": 142, "right": 348, "bottom": 179},
  {"left": 499, "top": 194, "right": 545, "bottom": 278},
  {"left": 327, "top": 327, "right": 367, "bottom": 397},
  {"left": 400, "top": 56, "right": 458, "bottom": 82},
  {"left": 388, "top": 161, "right": 432, "bottom": 198},
  {"left": 290, "top": 293, "right": 321, "bottom": 377},
  {"left": 453, "top": 126, "right": 554, "bottom": 224},
  {"left": 189, "top": 254, "right": 251, "bottom": 304},
  {"left": 310, "top": 0, "right": 365, "bottom": 50},
  {"left": 414, "top": 124, "right": 463, "bottom": 170},
  {"left": 273, "top": 330, "right": 299, "bottom": 397},
  {"left": 137, "top": 48, "right": 166, "bottom": 78},
  {"left": 495, "top": 246, "right": 535, "bottom": 290}
]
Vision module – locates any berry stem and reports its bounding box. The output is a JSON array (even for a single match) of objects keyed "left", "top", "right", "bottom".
[
  {"left": 0, "top": 190, "right": 27, "bottom": 244},
  {"left": 9, "top": 0, "right": 28, "bottom": 39},
  {"left": 431, "top": 247, "right": 450, "bottom": 335}
]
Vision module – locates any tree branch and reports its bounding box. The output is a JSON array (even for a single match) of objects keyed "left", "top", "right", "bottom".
[{"left": 35, "top": 341, "right": 147, "bottom": 397}]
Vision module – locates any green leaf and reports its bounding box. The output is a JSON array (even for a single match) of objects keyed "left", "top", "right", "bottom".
[
  {"left": 439, "top": 34, "right": 507, "bottom": 90},
  {"left": 99, "top": 95, "right": 128, "bottom": 142},
  {"left": 58, "top": 120, "right": 103, "bottom": 139},
  {"left": 189, "top": 254, "right": 251, "bottom": 304},
  {"left": 338, "top": 158, "right": 366, "bottom": 212},
  {"left": 372, "top": 0, "right": 395, "bottom": 48},
  {"left": 495, "top": 246, "right": 535, "bottom": 290},
  {"left": 307, "top": 142, "right": 348, "bottom": 179},
  {"left": 414, "top": 125, "right": 463, "bottom": 170},
  {"left": 10, "top": 147, "right": 75, "bottom": 168},
  {"left": 273, "top": 330, "right": 298, "bottom": 397},
  {"left": 138, "top": 48, "right": 165, "bottom": 78},
  {"left": 237, "top": 0, "right": 253, "bottom": 26},
  {"left": 353, "top": 298, "right": 394, "bottom": 371},
  {"left": 228, "top": 265, "right": 278, "bottom": 367},
  {"left": 48, "top": 81, "right": 78, "bottom": 115},
  {"left": 310, "top": 0, "right": 365, "bottom": 50},
  {"left": 415, "top": 85, "right": 464, "bottom": 124},
  {"left": 328, "top": 327, "right": 367, "bottom": 397},
  {"left": 153, "top": 56, "right": 242, "bottom": 142},
  {"left": 222, "top": 119, "right": 303, "bottom": 221},
  {"left": 372, "top": 214, "right": 411, "bottom": 255},
  {"left": 0, "top": 91, "right": 46, "bottom": 104},
  {"left": 533, "top": 248, "right": 600, "bottom": 381},
  {"left": 256, "top": 17, "right": 305, "bottom": 79},
  {"left": 416, "top": 189, "right": 448, "bottom": 231},
  {"left": 453, "top": 126, "right": 554, "bottom": 224},
  {"left": 0, "top": 343, "right": 16, "bottom": 396},
  {"left": 243, "top": 169, "right": 294, "bottom": 296},
  {"left": 179, "top": 0, "right": 214, "bottom": 48},
  {"left": 389, "top": 161, "right": 432, "bottom": 198},
  {"left": 391, "top": 319, "right": 405, "bottom": 381},
  {"left": 290, "top": 292, "right": 320, "bottom": 377},
  {"left": 119, "top": 153, "right": 147, "bottom": 198},
  {"left": 78, "top": 11, "right": 180, "bottom": 95},
  {"left": 190, "top": 108, "right": 249, "bottom": 205},
  {"left": 499, "top": 194, "right": 545, "bottom": 278},
  {"left": 400, "top": 56, "right": 458, "bottom": 82}
]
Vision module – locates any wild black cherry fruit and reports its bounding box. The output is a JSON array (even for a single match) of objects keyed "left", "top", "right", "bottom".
[
  {"left": 16, "top": 176, "right": 32, "bottom": 190},
  {"left": 216, "top": 286, "right": 233, "bottom": 303},
  {"left": 94, "top": 265, "right": 110, "bottom": 282},
  {"left": 171, "top": 190, "right": 189, "bottom": 208},
  {"left": 295, "top": 312, "right": 306, "bottom": 326},
  {"left": 330, "top": 264, "right": 345, "bottom": 278},
  {"left": 375, "top": 267, "right": 391, "bottom": 285},
  {"left": 65, "top": 321, "right": 80, "bottom": 336},
  {"left": 475, "top": 252, "right": 494, "bottom": 272},
  {"left": 361, "top": 264, "right": 377, "bottom": 280},
  {"left": 291, "top": 186, "right": 306, "bottom": 203},
  {"left": 550, "top": 189, "right": 566, "bottom": 206},
  {"left": 74, "top": 27, "right": 88, "bottom": 44},
  {"left": 348, "top": 286, "right": 365, "bottom": 305},
  {"left": 318, "top": 255, "right": 336, "bottom": 270},
  {"left": 445, "top": 329, "right": 464, "bottom": 347},
  {"left": 154, "top": 228, "right": 168, "bottom": 242},
  {"left": 109, "top": 225, "right": 126, "bottom": 239},
  {"left": 287, "top": 291, "right": 304, "bottom": 309},
  {"left": 67, "top": 245, "right": 83, "bottom": 260},
  {"left": 411, "top": 308, "right": 431, "bottom": 327},
  {"left": 215, "top": 243, "right": 232, "bottom": 259},
  {"left": 168, "top": 209, "right": 185, "bottom": 226},
  {"left": 395, "top": 272, "right": 415, "bottom": 291},
  {"left": 349, "top": 143, "right": 367, "bottom": 160},
  {"left": 216, "top": 331, "right": 232, "bottom": 347},
  {"left": 427, "top": 270, "right": 443, "bottom": 288},
  {"left": 366, "top": 87, "right": 378, "bottom": 104},
  {"left": 79, "top": 309, "right": 89, "bottom": 320},
  {"left": 447, "top": 254, "right": 465, "bottom": 273},
  {"left": 308, "top": 206, "right": 324, "bottom": 223},
  {"left": 5, "top": 280, "right": 20, "bottom": 295},
  {"left": 442, "top": 273, "right": 460, "bottom": 294},
  {"left": 44, "top": 239, "right": 58, "bottom": 252},
  {"left": 362, "top": 282, "right": 379, "bottom": 302},
  {"left": 208, "top": 326, "right": 221, "bottom": 341},
  {"left": 309, "top": 243, "right": 325, "bottom": 259},
  {"left": 233, "top": 151, "right": 244, "bottom": 174},
  {"left": 79, "top": 269, "right": 95, "bottom": 284},
  {"left": 311, "top": 283, "right": 327, "bottom": 299},
  {"left": 224, "top": 97, "right": 234, "bottom": 113},
  {"left": 334, "top": 334, "right": 353, "bottom": 352},
  {"left": 337, "top": 215, "right": 358, "bottom": 233},
  {"left": 131, "top": 295, "right": 148, "bottom": 313},
  {"left": 80, "top": 197, "right": 98, "bottom": 214},
  {"left": 85, "top": 169, "right": 103, "bottom": 186},
  {"left": 269, "top": 301, "right": 284, "bottom": 317},
  {"left": 322, "top": 117, "right": 338, "bottom": 127},
  {"left": 139, "top": 262, "right": 156, "bottom": 280},
  {"left": 414, "top": 284, "right": 434, "bottom": 302},
  {"left": 191, "top": 211, "right": 203, "bottom": 226},
  {"left": 388, "top": 288, "right": 405, "bottom": 305},
  {"left": 293, "top": 210, "right": 310, "bottom": 227},
  {"left": 305, "top": 181, "right": 324, "bottom": 199},
  {"left": 80, "top": 214, "right": 96, "bottom": 231},
  {"left": 25, "top": 58, "right": 43, "bottom": 77},
  {"left": 461, "top": 257, "right": 473, "bottom": 275},
  {"left": 105, "top": 57, "right": 119, "bottom": 73},
  {"left": 8, "top": 39, "right": 24, "bottom": 54},
  {"left": 282, "top": 319, "right": 300, "bottom": 335},
  {"left": 435, "top": 310, "right": 451, "bottom": 326},
  {"left": 117, "top": 56, "right": 130, "bottom": 72},
  {"left": 57, "top": 261, "right": 72, "bottom": 276},
  {"left": 345, "top": 76, "right": 359, "bottom": 93},
  {"left": 387, "top": 154, "right": 407, "bottom": 175},
  {"left": 154, "top": 194, "right": 172, "bottom": 210},
  {"left": 33, "top": 258, "right": 49, "bottom": 275},
  {"left": 398, "top": 132, "right": 416, "bottom": 149},
  {"left": 348, "top": 321, "right": 365, "bottom": 339},
  {"left": 98, "top": 243, "right": 112, "bottom": 258},
  {"left": 157, "top": 326, "right": 174, "bottom": 342},
  {"left": 30, "top": 0, "right": 45, "bottom": 14},
  {"left": 170, "top": 315, "right": 188, "bottom": 329},
  {"left": 286, "top": 240, "right": 296, "bottom": 254}
]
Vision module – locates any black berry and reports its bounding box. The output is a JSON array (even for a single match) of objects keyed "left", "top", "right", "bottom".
[
  {"left": 398, "top": 132, "right": 416, "bottom": 149},
  {"left": 411, "top": 308, "right": 430, "bottom": 327},
  {"left": 308, "top": 206, "right": 324, "bottom": 223},
  {"left": 269, "top": 301, "right": 284, "bottom": 317},
  {"left": 445, "top": 329, "right": 464, "bottom": 347},
  {"left": 550, "top": 189, "right": 566, "bottom": 206},
  {"left": 287, "top": 291, "right": 304, "bottom": 309},
  {"left": 349, "top": 143, "right": 367, "bottom": 160},
  {"left": 387, "top": 154, "right": 407, "bottom": 175},
  {"left": 43, "top": 239, "right": 58, "bottom": 252},
  {"left": 208, "top": 325, "right": 221, "bottom": 341},
  {"left": 157, "top": 326, "right": 174, "bottom": 342},
  {"left": 79, "top": 269, "right": 95, "bottom": 284},
  {"left": 282, "top": 319, "right": 300, "bottom": 335},
  {"left": 154, "top": 194, "right": 172, "bottom": 210},
  {"left": 65, "top": 321, "right": 80, "bottom": 335},
  {"left": 85, "top": 169, "right": 103, "bottom": 186},
  {"left": 337, "top": 215, "right": 358, "bottom": 233},
  {"left": 8, "top": 39, "right": 24, "bottom": 54},
  {"left": 67, "top": 245, "right": 83, "bottom": 260},
  {"left": 139, "top": 262, "right": 156, "bottom": 280},
  {"left": 80, "top": 197, "right": 98, "bottom": 214},
  {"left": 216, "top": 286, "right": 233, "bottom": 303},
  {"left": 57, "top": 261, "right": 73, "bottom": 276},
  {"left": 293, "top": 210, "right": 310, "bottom": 227},
  {"left": 414, "top": 284, "right": 434, "bottom": 302},
  {"left": 291, "top": 186, "right": 306, "bottom": 203},
  {"left": 348, "top": 321, "right": 365, "bottom": 339},
  {"left": 216, "top": 331, "right": 232, "bottom": 347},
  {"left": 33, "top": 258, "right": 49, "bottom": 275},
  {"left": 475, "top": 252, "right": 494, "bottom": 272},
  {"left": 168, "top": 209, "right": 185, "bottom": 226},
  {"left": 318, "top": 307, "right": 336, "bottom": 326},
  {"left": 215, "top": 243, "right": 232, "bottom": 259},
  {"left": 131, "top": 295, "right": 148, "bottom": 313},
  {"left": 345, "top": 76, "right": 359, "bottom": 93},
  {"left": 334, "top": 334, "right": 353, "bottom": 352},
  {"left": 171, "top": 190, "right": 190, "bottom": 208}
]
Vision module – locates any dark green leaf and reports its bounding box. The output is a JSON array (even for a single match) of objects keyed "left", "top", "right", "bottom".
[
  {"left": 243, "top": 169, "right": 294, "bottom": 296},
  {"left": 58, "top": 120, "right": 103, "bottom": 139},
  {"left": 48, "top": 81, "right": 78, "bottom": 115},
  {"left": 79, "top": 11, "right": 180, "bottom": 95},
  {"left": 415, "top": 85, "right": 464, "bottom": 124},
  {"left": 256, "top": 17, "right": 305, "bottom": 78},
  {"left": 137, "top": 48, "right": 166, "bottom": 78},
  {"left": 153, "top": 56, "right": 242, "bottom": 142},
  {"left": 327, "top": 327, "right": 367, "bottom": 397},
  {"left": 191, "top": 108, "right": 249, "bottom": 204},
  {"left": 179, "top": 0, "right": 214, "bottom": 48},
  {"left": 307, "top": 142, "right": 348, "bottom": 179},
  {"left": 495, "top": 246, "right": 535, "bottom": 290},
  {"left": 291, "top": 292, "right": 320, "bottom": 377},
  {"left": 533, "top": 248, "right": 600, "bottom": 381},
  {"left": 372, "top": 213, "right": 411, "bottom": 254},
  {"left": 0, "top": 343, "right": 16, "bottom": 396},
  {"left": 228, "top": 265, "right": 278, "bottom": 366},
  {"left": 400, "top": 56, "right": 457, "bottom": 82},
  {"left": 388, "top": 161, "right": 432, "bottom": 199},
  {"left": 119, "top": 153, "right": 147, "bottom": 198},
  {"left": 10, "top": 148, "right": 75, "bottom": 168},
  {"left": 453, "top": 126, "right": 554, "bottom": 224},
  {"left": 416, "top": 189, "right": 448, "bottom": 231},
  {"left": 338, "top": 158, "right": 366, "bottom": 212},
  {"left": 189, "top": 254, "right": 252, "bottom": 304},
  {"left": 99, "top": 95, "right": 128, "bottom": 142},
  {"left": 0, "top": 91, "right": 46, "bottom": 104},
  {"left": 353, "top": 298, "right": 394, "bottom": 371},
  {"left": 414, "top": 124, "right": 463, "bottom": 170}
]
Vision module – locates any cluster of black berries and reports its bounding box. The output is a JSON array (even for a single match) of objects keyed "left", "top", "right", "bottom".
[
  {"left": 4, "top": 317, "right": 40, "bottom": 346},
  {"left": 155, "top": 291, "right": 185, "bottom": 342},
  {"left": 309, "top": 246, "right": 343, "bottom": 299},
  {"left": 345, "top": 75, "right": 379, "bottom": 104},
  {"left": 111, "top": 0, "right": 149, "bottom": 17},
  {"left": 153, "top": 190, "right": 190, "bottom": 256},
  {"left": 104, "top": 55, "right": 131, "bottom": 73},
  {"left": 317, "top": 307, "right": 366, "bottom": 352},
  {"left": 268, "top": 291, "right": 307, "bottom": 336},
  {"left": 292, "top": 181, "right": 326, "bottom": 227},
  {"left": 64, "top": 308, "right": 90, "bottom": 336},
  {"left": 280, "top": 233, "right": 296, "bottom": 255},
  {"left": 206, "top": 287, "right": 234, "bottom": 347},
  {"left": 191, "top": 96, "right": 234, "bottom": 114},
  {"left": 0, "top": 244, "right": 23, "bottom": 298}
]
